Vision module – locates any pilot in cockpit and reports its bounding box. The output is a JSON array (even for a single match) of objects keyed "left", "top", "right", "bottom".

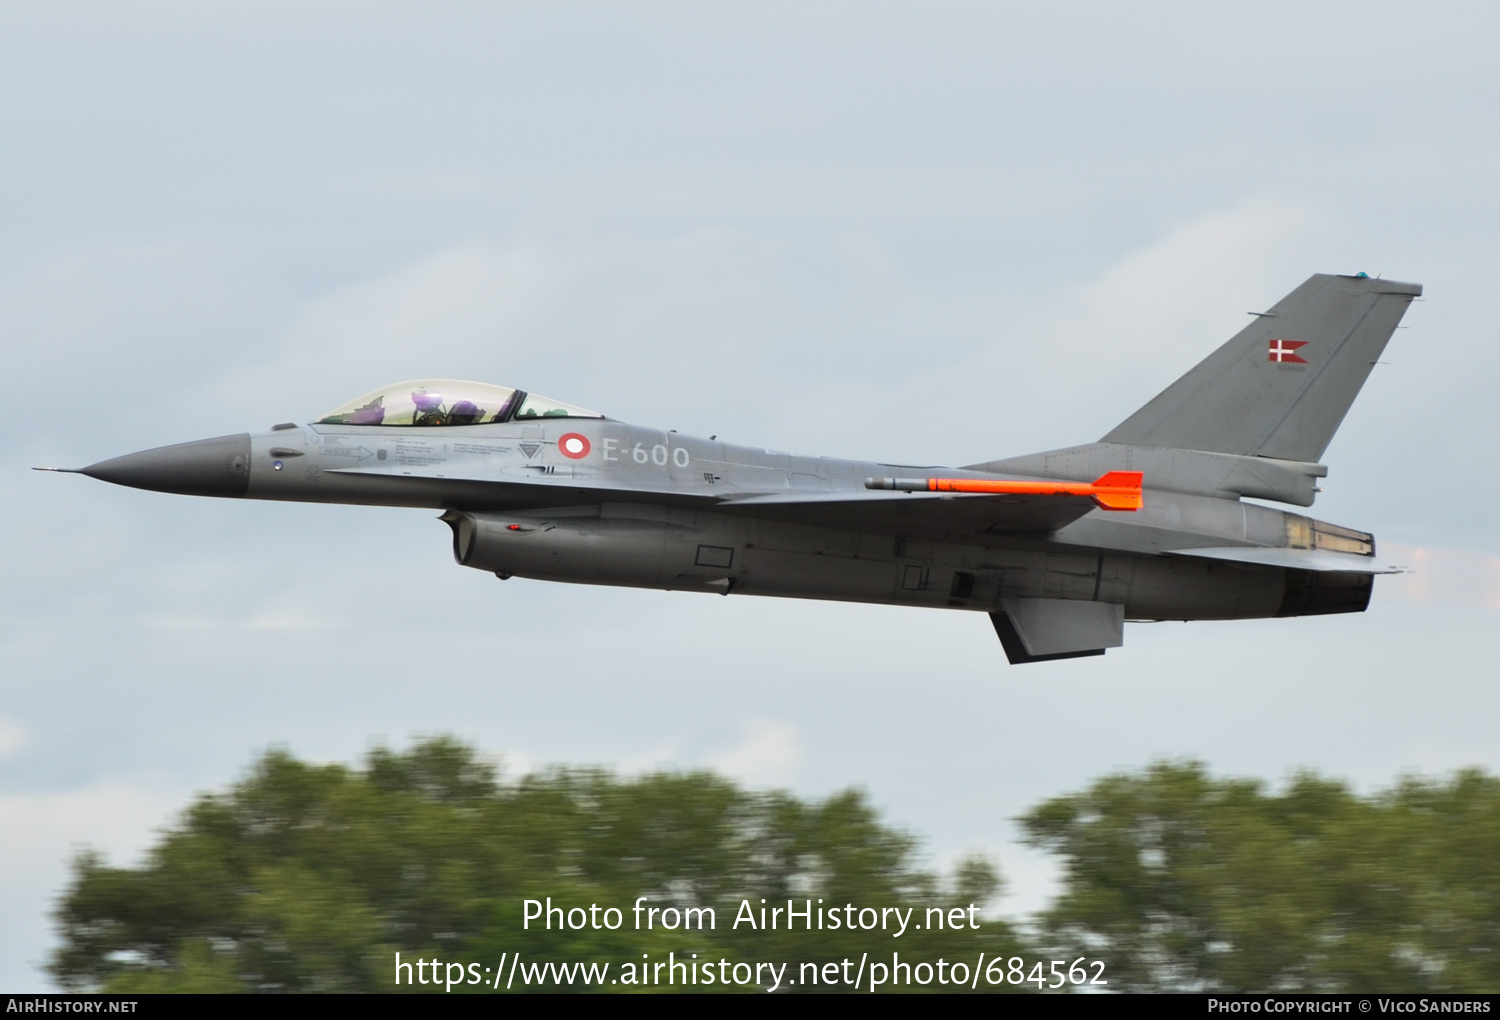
[
  {"left": 316, "top": 380, "right": 603, "bottom": 428},
  {"left": 446, "top": 400, "right": 484, "bottom": 425}
]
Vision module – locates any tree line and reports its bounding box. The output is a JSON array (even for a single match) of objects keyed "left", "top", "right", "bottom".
[{"left": 51, "top": 739, "right": 1500, "bottom": 992}]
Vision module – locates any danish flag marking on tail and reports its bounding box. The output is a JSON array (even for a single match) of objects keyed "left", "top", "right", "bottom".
[{"left": 1268, "top": 339, "right": 1308, "bottom": 363}]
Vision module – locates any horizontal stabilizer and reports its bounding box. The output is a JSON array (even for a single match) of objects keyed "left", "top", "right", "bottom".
[
  {"left": 966, "top": 444, "right": 1326, "bottom": 507},
  {"left": 1166, "top": 545, "right": 1405, "bottom": 574}
]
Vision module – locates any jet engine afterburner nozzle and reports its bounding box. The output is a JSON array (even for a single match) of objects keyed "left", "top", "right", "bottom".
[{"left": 80, "top": 434, "right": 252, "bottom": 498}]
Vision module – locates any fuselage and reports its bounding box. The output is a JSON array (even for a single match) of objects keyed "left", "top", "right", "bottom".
[{"left": 218, "top": 416, "right": 1366, "bottom": 623}]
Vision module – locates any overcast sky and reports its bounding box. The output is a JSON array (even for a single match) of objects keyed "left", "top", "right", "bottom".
[{"left": 3, "top": 2, "right": 1499, "bottom": 990}]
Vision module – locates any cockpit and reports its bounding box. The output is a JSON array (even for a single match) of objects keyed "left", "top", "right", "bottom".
[{"left": 315, "top": 379, "right": 604, "bottom": 427}]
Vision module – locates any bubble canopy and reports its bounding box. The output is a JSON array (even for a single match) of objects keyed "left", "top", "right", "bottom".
[{"left": 315, "top": 379, "right": 604, "bottom": 427}]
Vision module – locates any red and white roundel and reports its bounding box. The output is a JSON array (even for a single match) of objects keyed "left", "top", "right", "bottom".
[{"left": 558, "top": 433, "right": 591, "bottom": 459}]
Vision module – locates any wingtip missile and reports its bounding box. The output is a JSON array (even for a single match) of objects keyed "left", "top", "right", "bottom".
[{"left": 865, "top": 471, "right": 1143, "bottom": 511}]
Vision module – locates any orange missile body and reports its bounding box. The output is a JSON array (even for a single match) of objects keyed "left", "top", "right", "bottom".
[
  {"left": 866, "top": 471, "right": 1143, "bottom": 511},
  {"left": 930, "top": 471, "right": 1143, "bottom": 510}
]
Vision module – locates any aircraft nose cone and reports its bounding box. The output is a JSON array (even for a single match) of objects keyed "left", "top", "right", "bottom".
[{"left": 81, "top": 434, "right": 252, "bottom": 498}]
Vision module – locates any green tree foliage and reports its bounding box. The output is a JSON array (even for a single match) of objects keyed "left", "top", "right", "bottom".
[
  {"left": 52, "top": 738, "right": 1026, "bottom": 993},
  {"left": 1019, "top": 761, "right": 1500, "bottom": 993}
]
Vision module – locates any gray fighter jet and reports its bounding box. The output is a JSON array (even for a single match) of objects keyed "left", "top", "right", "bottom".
[{"left": 48, "top": 272, "right": 1418, "bottom": 663}]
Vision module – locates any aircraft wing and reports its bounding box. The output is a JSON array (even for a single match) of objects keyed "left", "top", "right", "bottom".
[
  {"left": 713, "top": 488, "right": 1099, "bottom": 536},
  {"left": 327, "top": 464, "right": 1121, "bottom": 537}
]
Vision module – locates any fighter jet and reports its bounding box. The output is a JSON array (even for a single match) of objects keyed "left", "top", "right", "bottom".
[{"left": 46, "top": 272, "right": 1418, "bottom": 663}]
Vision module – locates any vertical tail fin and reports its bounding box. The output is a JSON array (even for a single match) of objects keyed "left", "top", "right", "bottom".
[{"left": 1101, "top": 273, "right": 1421, "bottom": 462}]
